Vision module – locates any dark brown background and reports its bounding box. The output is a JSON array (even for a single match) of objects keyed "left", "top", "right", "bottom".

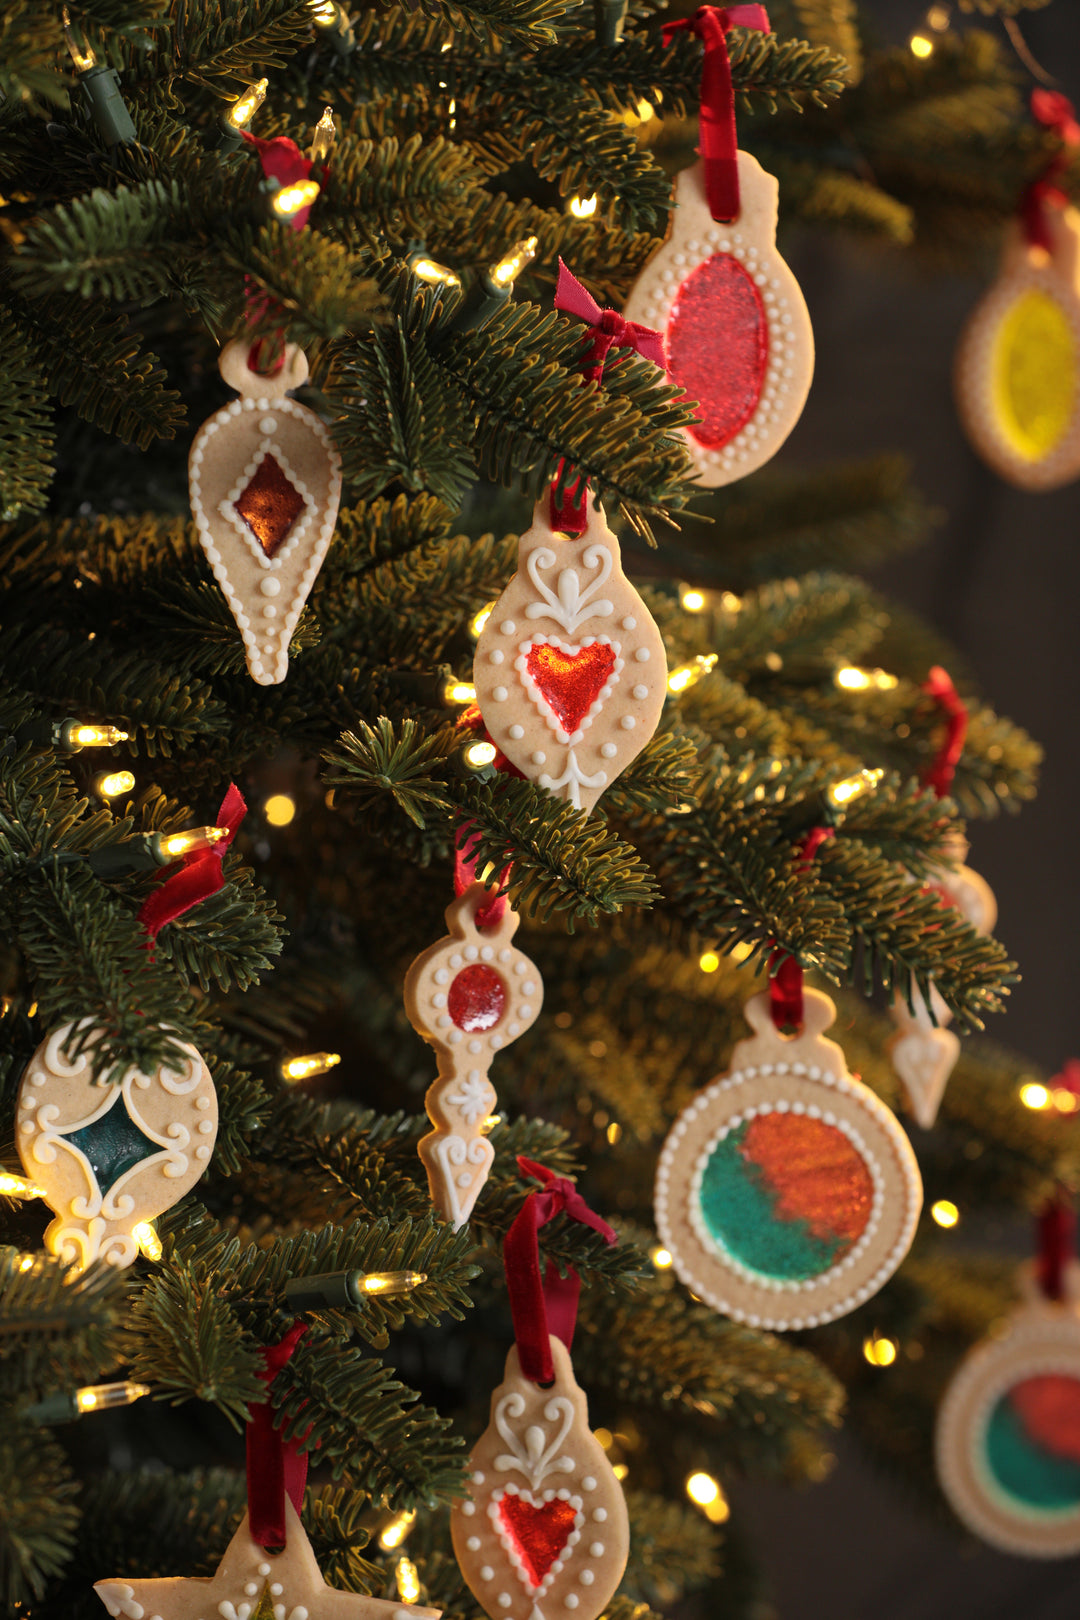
[{"left": 731, "top": 4, "right": 1080, "bottom": 1614}]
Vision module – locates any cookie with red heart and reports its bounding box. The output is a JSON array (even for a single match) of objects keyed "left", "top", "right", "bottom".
[
  {"left": 473, "top": 493, "right": 667, "bottom": 813},
  {"left": 451, "top": 1336, "right": 629, "bottom": 1620}
]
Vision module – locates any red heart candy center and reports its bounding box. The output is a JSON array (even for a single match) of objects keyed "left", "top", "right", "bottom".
[
  {"left": 525, "top": 642, "right": 617, "bottom": 735},
  {"left": 498, "top": 1494, "right": 578, "bottom": 1588},
  {"left": 665, "top": 254, "right": 768, "bottom": 449}
]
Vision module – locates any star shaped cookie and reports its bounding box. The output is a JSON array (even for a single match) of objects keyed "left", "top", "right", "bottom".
[{"left": 95, "top": 1499, "right": 441, "bottom": 1620}]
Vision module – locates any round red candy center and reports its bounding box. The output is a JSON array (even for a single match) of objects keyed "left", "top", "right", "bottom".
[
  {"left": 447, "top": 964, "right": 507, "bottom": 1031},
  {"left": 665, "top": 253, "right": 768, "bottom": 449}
]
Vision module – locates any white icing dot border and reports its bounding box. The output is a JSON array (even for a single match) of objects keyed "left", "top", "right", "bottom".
[
  {"left": 190, "top": 394, "right": 342, "bottom": 686},
  {"left": 936, "top": 1307, "right": 1080, "bottom": 1556},
  {"left": 514, "top": 634, "right": 623, "bottom": 747},
  {"left": 654, "top": 1058, "right": 922, "bottom": 1330},
  {"left": 635, "top": 228, "right": 801, "bottom": 484},
  {"left": 955, "top": 259, "right": 1080, "bottom": 492}
]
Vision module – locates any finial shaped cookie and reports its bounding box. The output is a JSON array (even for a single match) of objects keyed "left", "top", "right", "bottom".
[{"left": 405, "top": 885, "right": 543, "bottom": 1228}]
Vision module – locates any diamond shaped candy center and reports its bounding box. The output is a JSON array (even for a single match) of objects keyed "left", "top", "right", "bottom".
[
  {"left": 66, "top": 1095, "right": 160, "bottom": 1195},
  {"left": 234, "top": 454, "right": 306, "bottom": 558}
]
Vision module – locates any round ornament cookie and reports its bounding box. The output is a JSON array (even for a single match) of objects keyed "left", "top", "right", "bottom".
[
  {"left": 190, "top": 339, "right": 342, "bottom": 684},
  {"left": 451, "top": 1335, "right": 629, "bottom": 1620},
  {"left": 473, "top": 492, "right": 667, "bottom": 812},
  {"left": 954, "top": 204, "right": 1080, "bottom": 491},
  {"left": 405, "top": 883, "right": 543, "bottom": 1229},
  {"left": 654, "top": 989, "right": 922, "bottom": 1330},
  {"left": 622, "top": 152, "right": 814, "bottom": 488},
  {"left": 936, "top": 1281, "right": 1080, "bottom": 1556},
  {"left": 17, "top": 1023, "right": 217, "bottom": 1269}
]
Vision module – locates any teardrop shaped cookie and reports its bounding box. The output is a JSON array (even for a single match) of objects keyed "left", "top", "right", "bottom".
[
  {"left": 451, "top": 1336, "right": 629, "bottom": 1620},
  {"left": 474, "top": 493, "right": 666, "bottom": 812},
  {"left": 190, "top": 340, "right": 341, "bottom": 685}
]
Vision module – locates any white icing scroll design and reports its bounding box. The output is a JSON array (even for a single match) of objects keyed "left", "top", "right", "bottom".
[
  {"left": 524, "top": 545, "right": 613, "bottom": 635},
  {"left": 432, "top": 1133, "right": 494, "bottom": 1231},
  {"left": 493, "top": 1392, "right": 576, "bottom": 1491}
]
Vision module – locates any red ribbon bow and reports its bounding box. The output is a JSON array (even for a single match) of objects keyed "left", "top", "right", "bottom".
[
  {"left": 550, "top": 260, "right": 664, "bottom": 533},
  {"left": 662, "top": 6, "right": 771, "bottom": 224},
  {"left": 246, "top": 1322, "right": 309, "bottom": 1548},
  {"left": 1021, "top": 90, "right": 1080, "bottom": 253},
  {"left": 921, "top": 666, "right": 968, "bottom": 800},
  {"left": 137, "top": 784, "right": 247, "bottom": 943},
  {"left": 504, "top": 1156, "right": 617, "bottom": 1384}
]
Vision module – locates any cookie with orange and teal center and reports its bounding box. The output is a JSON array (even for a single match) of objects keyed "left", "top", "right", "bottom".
[
  {"left": 698, "top": 1113, "right": 875, "bottom": 1282},
  {"left": 655, "top": 989, "right": 922, "bottom": 1331},
  {"left": 937, "top": 1284, "right": 1080, "bottom": 1556}
]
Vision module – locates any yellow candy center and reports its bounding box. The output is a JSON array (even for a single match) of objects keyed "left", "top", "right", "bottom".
[{"left": 991, "top": 287, "right": 1076, "bottom": 461}]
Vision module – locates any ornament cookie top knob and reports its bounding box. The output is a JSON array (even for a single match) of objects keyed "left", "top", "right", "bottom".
[
  {"left": 623, "top": 152, "right": 814, "bottom": 488},
  {"left": 473, "top": 492, "right": 667, "bottom": 812},
  {"left": 190, "top": 338, "right": 342, "bottom": 685}
]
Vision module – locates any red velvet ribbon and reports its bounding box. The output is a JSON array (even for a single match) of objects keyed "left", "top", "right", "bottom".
[
  {"left": 1021, "top": 90, "right": 1080, "bottom": 253},
  {"left": 550, "top": 259, "right": 664, "bottom": 535},
  {"left": 504, "top": 1156, "right": 617, "bottom": 1384},
  {"left": 240, "top": 132, "right": 317, "bottom": 372},
  {"left": 454, "top": 822, "right": 509, "bottom": 930},
  {"left": 246, "top": 1322, "right": 309, "bottom": 1548},
  {"left": 767, "top": 826, "right": 833, "bottom": 1033},
  {"left": 662, "top": 6, "right": 770, "bottom": 224},
  {"left": 1037, "top": 1193, "right": 1076, "bottom": 1304},
  {"left": 921, "top": 666, "right": 968, "bottom": 800},
  {"left": 242, "top": 133, "right": 317, "bottom": 230},
  {"left": 137, "top": 784, "right": 247, "bottom": 942}
]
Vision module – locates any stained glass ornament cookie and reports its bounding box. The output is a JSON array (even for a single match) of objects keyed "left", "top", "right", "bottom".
[
  {"left": 955, "top": 204, "right": 1080, "bottom": 491},
  {"left": 190, "top": 339, "right": 342, "bottom": 684},
  {"left": 936, "top": 1273, "right": 1080, "bottom": 1556},
  {"left": 17, "top": 1023, "right": 216, "bottom": 1270},
  {"left": 451, "top": 1336, "right": 629, "bottom": 1620},
  {"left": 96, "top": 1497, "right": 441, "bottom": 1620},
  {"left": 405, "top": 884, "right": 543, "bottom": 1228},
  {"left": 654, "top": 989, "right": 922, "bottom": 1330},
  {"left": 622, "top": 153, "right": 814, "bottom": 488},
  {"left": 890, "top": 856, "right": 998, "bottom": 1129},
  {"left": 473, "top": 492, "right": 667, "bottom": 812}
]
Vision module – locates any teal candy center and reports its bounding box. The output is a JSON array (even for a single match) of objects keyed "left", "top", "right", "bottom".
[
  {"left": 985, "top": 1393, "right": 1080, "bottom": 1511},
  {"left": 698, "top": 1125, "right": 846, "bottom": 1282},
  {"left": 66, "top": 1095, "right": 160, "bottom": 1195}
]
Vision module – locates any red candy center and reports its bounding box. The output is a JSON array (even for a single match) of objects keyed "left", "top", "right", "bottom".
[
  {"left": 447, "top": 964, "right": 506, "bottom": 1032},
  {"left": 498, "top": 1495, "right": 578, "bottom": 1588},
  {"left": 235, "top": 454, "right": 306, "bottom": 557},
  {"left": 665, "top": 254, "right": 768, "bottom": 449},
  {"left": 525, "top": 642, "right": 617, "bottom": 734}
]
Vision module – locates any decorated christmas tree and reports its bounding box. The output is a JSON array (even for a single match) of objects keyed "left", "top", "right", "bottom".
[{"left": 1, "top": 0, "right": 1078, "bottom": 1615}]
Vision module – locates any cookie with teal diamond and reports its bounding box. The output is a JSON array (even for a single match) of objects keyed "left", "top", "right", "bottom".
[
  {"left": 937, "top": 1268, "right": 1080, "bottom": 1556},
  {"left": 17, "top": 1022, "right": 216, "bottom": 1269},
  {"left": 654, "top": 988, "right": 922, "bottom": 1331}
]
